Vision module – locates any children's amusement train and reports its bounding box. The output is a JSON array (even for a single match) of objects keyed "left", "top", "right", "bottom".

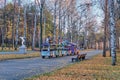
[{"left": 41, "top": 40, "right": 80, "bottom": 59}]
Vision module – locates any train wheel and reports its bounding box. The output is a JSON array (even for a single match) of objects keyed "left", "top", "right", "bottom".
[
  {"left": 56, "top": 55, "right": 58, "bottom": 57},
  {"left": 48, "top": 56, "right": 51, "bottom": 58},
  {"left": 42, "top": 56, "right": 45, "bottom": 59}
]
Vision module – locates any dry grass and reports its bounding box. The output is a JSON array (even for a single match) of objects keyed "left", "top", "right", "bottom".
[
  {"left": 0, "top": 52, "right": 40, "bottom": 61},
  {"left": 0, "top": 47, "right": 15, "bottom": 52},
  {"left": 28, "top": 50, "right": 120, "bottom": 80},
  {"left": 0, "top": 47, "right": 40, "bottom": 60},
  {"left": 0, "top": 47, "right": 33, "bottom": 52}
]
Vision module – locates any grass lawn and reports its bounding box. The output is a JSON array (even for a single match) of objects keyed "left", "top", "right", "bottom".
[
  {"left": 26, "top": 50, "right": 120, "bottom": 80},
  {"left": 0, "top": 52, "right": 40, "bottom": 61},
  {"left": 0, "top": 47, "right": 40, "bottom": 60},
  {"left": 0, "top": 47, "right": 34, "bottom": 52}
]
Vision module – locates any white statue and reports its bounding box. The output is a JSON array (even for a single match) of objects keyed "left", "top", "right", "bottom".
[{"left": 20, "top": 37, "right": 25, "bottom": 46}]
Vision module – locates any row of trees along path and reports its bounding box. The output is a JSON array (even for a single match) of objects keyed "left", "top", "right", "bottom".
[{"left": 0, "top": 0, "right": 120, "bottom": 65}]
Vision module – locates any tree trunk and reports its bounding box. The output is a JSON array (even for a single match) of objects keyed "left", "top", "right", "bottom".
[
  {"left": 67, "top": 15, "right": 70, "bottom": 41},
  {"left": 58, "top": 0, "right": 61, "bottom": 44},
  {"left": 84, "top": 30, "right": 87, "bottom": 49},
  {"left": 43, "top": 16, "right": 46, "bottom": 41},
  {"left": 103, "top": 0, "right": 108, "bottom": 57},
  {"left": 39, "top": 0, "right": 44, "bottom": 51},
  {"left": 63, "top": 14, "right": 66, "bottom": 39},
  {"left": 15, "top": 0, "right": 20, "bottom": 50},
  {"left": 109, "top": 0, "right": 116, "bottom": 66},
  {"left": 119, "top": 37, "right": 120, "bottom": 49},
  {"left": 2, "top": 0, "right": 7, "bottom": 50},
  {"left": 24, "top": 6, "right": 27, "bottom": 45},
  {"left": 53, "top": 1, "right": 57, "bottom": 43},
  {"left": 32, "top": 4, "right": 37, "bottom": 50},
  {"left": 109, "top": 38, "right": 111, "bottom": 56},
  {"left": 70, "top": 16, "right": 73, "bottom": 42},
  {"left": 1, "top": 27, "right": 4, "bottom": 50},
  {"left": 12, "top": 0, "right": 16, "bottom": 49}
]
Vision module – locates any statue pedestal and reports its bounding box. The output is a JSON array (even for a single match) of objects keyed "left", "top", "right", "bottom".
[{"left": 19, "top": 45, "right": 26, "bottom": 54}]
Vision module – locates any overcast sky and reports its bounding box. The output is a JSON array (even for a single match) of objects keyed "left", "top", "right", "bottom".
[{"left": 77, "top": 0, "right": 103, "bottom": 25}]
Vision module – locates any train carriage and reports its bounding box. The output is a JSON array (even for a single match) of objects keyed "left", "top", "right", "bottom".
[
  {"left": 65, "top": 42, "right": 79, "bottom": 55},
  {"left": 41, "top": 40, "right": 79, "bottom": 59},
  {"left": 41, "top": 43, "right": 57, "bottom": 58}
]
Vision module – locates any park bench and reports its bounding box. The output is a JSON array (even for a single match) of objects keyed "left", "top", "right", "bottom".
[{"left": 72, "top": 53, "right": 87, "bottom": 62}]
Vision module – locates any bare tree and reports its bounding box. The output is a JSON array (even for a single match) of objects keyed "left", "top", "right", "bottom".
[
  {"left": 103, "top": 0, "right": 108, "bottom": 57},
  {"left": 15, "top": 0, "right": 21, "bottom": 50},
  {"left": 23, "top": 5, "right": 27, "bottom": 43},
  {"left": 53, "top": 0, "right": 57, "bottom": 43},
  {"left": 11, "top": 0, "right": 16, "bottom": 49},
  {"left": 32, "top": 0, "right": 37, "bottom": 50},
  {"left": 109, "top": 0, "right": 116, "bottom": 65},
  {"left": 1, "top": 0, "right": 7, "bottom": 50}
]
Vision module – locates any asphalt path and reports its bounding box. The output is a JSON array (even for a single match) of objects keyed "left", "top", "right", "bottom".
[{"left": 0, "top": 50, "right": 102, "bottom": 80}]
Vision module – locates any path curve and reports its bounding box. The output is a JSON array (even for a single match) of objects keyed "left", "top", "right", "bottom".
[{"left": 0, "top": 50, "right": 102, "bottom": 80}]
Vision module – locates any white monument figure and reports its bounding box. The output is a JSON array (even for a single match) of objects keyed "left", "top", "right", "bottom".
[
  {"left": 19, "top": 36, "right": 26, "bottom": 54},
  {"left": 20, "top": 37, "right": 25, "bottom": 47}
]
